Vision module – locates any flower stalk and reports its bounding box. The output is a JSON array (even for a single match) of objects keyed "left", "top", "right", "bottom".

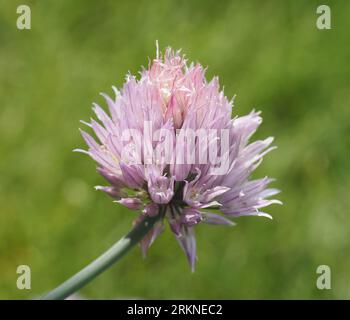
[{"left": 41, "top": 208, "right": 164, "bottom": 300}]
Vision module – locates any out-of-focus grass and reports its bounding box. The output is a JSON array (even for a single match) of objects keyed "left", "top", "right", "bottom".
[{"left": 0, "top": 0, "right": 349, "bottom": 299}]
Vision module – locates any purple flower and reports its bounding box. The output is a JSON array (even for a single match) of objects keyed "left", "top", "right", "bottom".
[
  {"left": 148, "top": 174, "right": 175, "bottom": 204},
  {"left": 181, "top": 207, "right": 203, "bottom": 226},
  {"left": 116, "top": 198, "right": 142, "bottom": 210},
  {"left": 142, "top": 203, "right": 159, "bottom": 217},
  {"left": 75, "top": 45, "right": 281, "bottom": 271}
]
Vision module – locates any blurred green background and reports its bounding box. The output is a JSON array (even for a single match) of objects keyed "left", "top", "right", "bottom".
[{"left": 1, "top": 0, "right": 349, "bottom": 299}]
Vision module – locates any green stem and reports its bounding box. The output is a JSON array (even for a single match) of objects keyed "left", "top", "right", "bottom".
[{"left": 41, "top": 210, "right": 163, "bottom": 300}]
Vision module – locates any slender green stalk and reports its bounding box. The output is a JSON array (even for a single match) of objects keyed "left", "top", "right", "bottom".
[{"left": 41, "top": 210, "right": 163, "bottom": 300}]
